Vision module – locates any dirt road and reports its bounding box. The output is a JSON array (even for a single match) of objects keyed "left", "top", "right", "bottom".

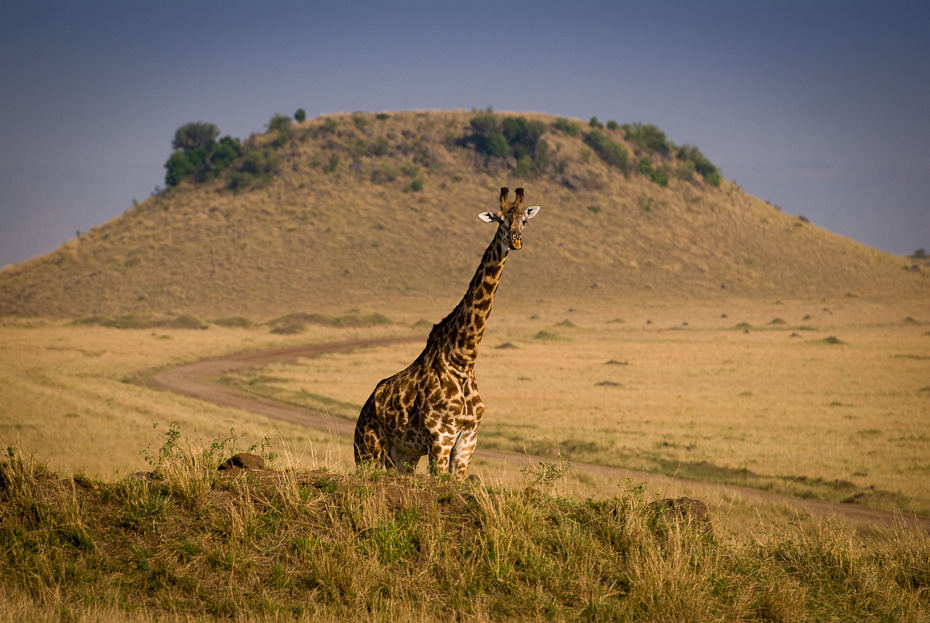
[{"left": 151, "top": 336, "right": 930, "bottom": 531}]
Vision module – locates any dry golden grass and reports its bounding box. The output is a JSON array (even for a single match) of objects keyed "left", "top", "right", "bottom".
[
  {"left": 3, "top": 442, "right": 927, "bottom": 622},
  {"left": 221, "top": 298, "right": 930, "bottom": 517},
  {"left": 0, "top": 318, "right": 399, "bottom": 478}
]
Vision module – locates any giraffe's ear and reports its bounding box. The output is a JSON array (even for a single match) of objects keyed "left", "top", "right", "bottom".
[
  {"left": 478, "top": 211, "right": 499, "bottom": 223},
  {"left": 525, "top": 206, "right": 541, "bottom": 219}
]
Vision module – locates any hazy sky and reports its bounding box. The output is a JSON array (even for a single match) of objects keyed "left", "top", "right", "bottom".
[{"left": 2, "top": 0, "right": 928, "bottom": 268}]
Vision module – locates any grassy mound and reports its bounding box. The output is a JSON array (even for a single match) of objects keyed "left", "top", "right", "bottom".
[{"left": 1, "top": 432, "right": 928, "bottom": 621}]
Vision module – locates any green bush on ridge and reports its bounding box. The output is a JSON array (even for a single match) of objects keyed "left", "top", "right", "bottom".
[
  {"left": 584, "top": 129, "right": 632, "bottom": 174},
  {"left": 464, "top": 112, "right": 551, "bottom": 178}
]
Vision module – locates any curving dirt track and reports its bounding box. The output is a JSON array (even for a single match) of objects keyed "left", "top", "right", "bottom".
[{"left": 151, "top": 336, "right": 930, "bottom": 531}]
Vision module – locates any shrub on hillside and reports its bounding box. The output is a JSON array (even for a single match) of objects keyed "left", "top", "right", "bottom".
[
  {"left": 584, "top": 130, "right": 632, "bottom": 174},
  {"left": 404, "top": 178, "right": 424, "bottom": 192},
  {"left": 323, "top": 154, "right": 340, "bottom": 174},
  {"left": 164, "top": 123, "right": 244, "bottom": 188},
  {"left": 623, "top": 122, "right": 671, "bottom": 155},
  {"left": 268, "top": 114, "right": 292, "bottom": 134},
  {"left": 294, "top": 108, "right": 306, "bottom": 123},
  {"left": 679, "top": 144, "right": 721, "bottom": 186},
  {"left": 501, "top": 117, "right": 547, "bottom": 158},
  {"left": 552, "top": 117, "right": 581, "bottom": 136},
  {"left": 484, "top": 132, "right": 509, "bottom": 158},
  {"left": 228, "top": 147, "right": 279, "bottom": 190},
  {"left": 267, "top": 114, "right": 293, "bottom": 147},
  {"left": 370, "top": 136, "right": 390, "bottom": 156},
  {"left": 469, "top": 113, "right": 499, "bottom": 137},
  {"left": 636, "top": 156, "right": 670, "bottom": 187},
  {"left": 164, "top": 151, "right": 196, "bottom": 187},
  {"left": 172, "top": 122, "right": 219, "bottom": 152},
  {"left": 464, "top": 113, "right": 550, "bottom": 177},
  {"left": 351, "top": 139, "right": 369, "bottom": 157}
]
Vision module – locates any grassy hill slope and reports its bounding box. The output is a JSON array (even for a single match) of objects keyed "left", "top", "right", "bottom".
[
  {"left": 1, "top": 110, "right": 925, "bottom": 319},
  {"left": 2, "top": 444, "right": 928, "bottom": 621}
]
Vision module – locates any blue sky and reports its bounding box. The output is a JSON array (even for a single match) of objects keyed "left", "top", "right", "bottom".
[{"left": 2, "top": 0, "right": 928, "bottom": 268}]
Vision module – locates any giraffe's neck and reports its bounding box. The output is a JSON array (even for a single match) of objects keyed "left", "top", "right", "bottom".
[{"left": 430, "top": 227, "right": 509, "bottom": 369}]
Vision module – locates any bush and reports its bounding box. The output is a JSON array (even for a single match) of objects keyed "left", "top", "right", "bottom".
[
  {"left": 351, "top": 139, "right": 369, "bottom": 157},
  {"left": 552, "top": 117, "right": 581, "bottom": 136},
  {"left": 164, "top": 151, "right": 196, "bottom": 187},
  {"left": 483, "top": 132, "right": 508, "bottom": 158},
  {"left": 636, "top": 156, "right": 670, "bottom": 186},
  {"left": 163, "top": 121, "right": 250, "bottom": 188},
  {"left": 469, "top": 113, "right": 498, "bottom": 137},
  {"left": 267, "top": 114, "right": 293, "bottom": 147},
  {"left": 404, "top": 178, "right": 424, "bottom": 192},
  {"left": 294, "top": 108, "right": 306, "bottom": 123},
  {"left": 172, "top": 122, "right": 219, "bottom": 152},
  {"left": 623, "top": 123, "right": 671, "bottom": 155},
  {"left": 324, "top": 154, "right": 340, "bottom": 174},
  {"left": 584, "top": 130, "right": 631, "bottom": 174},
  {"left": 466, "top": 113, "right": 549, "bottom": 177},
  {"left": 589, "top": 116, "right": 603, "bottom": 128},
  {"left": 165, "top": 123, "right": 238, "bottom": 187},
  {"left": 679, "top": 145, "right": 721, "bottom": 186},
  {"left": 268, "top": 114, "right": 292, "bottom": 133},
  {"left": 229, "top": 147, "right": 279, "bottom": 190},
  {"left": 370, "top": 136, "right": 389, "bottom": 156},
  {"left": 501, "top": 117, "right": 546, "bottom": 159}
]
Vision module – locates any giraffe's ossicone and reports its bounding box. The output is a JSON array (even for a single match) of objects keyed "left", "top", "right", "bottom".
[{"left": 354, "top": 187, "right": 540, "bottom": 479}]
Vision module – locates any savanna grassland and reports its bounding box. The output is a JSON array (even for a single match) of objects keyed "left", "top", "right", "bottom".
[
  {"left": 2, "top": 299, "right": 929, "bottom": 621},
  {"left": 1, "top": 109, "right": 929, "bottom": 620},
  {"left": 220, "top": 299, "right": 930, "bottom": 518}
]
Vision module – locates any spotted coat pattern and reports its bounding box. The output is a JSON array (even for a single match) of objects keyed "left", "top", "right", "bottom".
[{"left": 354, "top": 188, "right": 540, "bottom": 479}]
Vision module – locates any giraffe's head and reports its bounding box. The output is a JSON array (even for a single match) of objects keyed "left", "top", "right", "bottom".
[{"left": 478, "top": 187, "right": 540, "bottom": 250}]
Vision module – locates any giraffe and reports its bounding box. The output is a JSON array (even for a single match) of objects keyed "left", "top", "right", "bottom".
[{"left": 354, "top": 187, "right": 540, "bottom": 479}]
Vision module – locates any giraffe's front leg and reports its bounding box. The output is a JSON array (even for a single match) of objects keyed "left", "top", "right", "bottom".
[
  {"left": 427, "top": 441, "right": 452, "bottom": 476},
  {"left": 449, "top": 429, "right": 478, "bottom": 480}
]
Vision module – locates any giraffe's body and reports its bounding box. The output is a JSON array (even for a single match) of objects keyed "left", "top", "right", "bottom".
[{"left": 354, "top": 187, "right": 540, "bottom": 479}]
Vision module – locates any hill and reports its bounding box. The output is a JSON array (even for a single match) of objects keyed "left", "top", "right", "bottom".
[{"left": 1, "top": 110, "right": 926, "bottom": 319}]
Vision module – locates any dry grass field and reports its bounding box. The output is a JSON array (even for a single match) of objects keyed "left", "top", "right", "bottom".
[
  {"left": 216, "top": 298, "right": 930, "bottom": 519},
  {"left": 2, "top": 299, "right": 930, "bottom": 621},
  {"left": 4, "top": 296, "right": 927, "bottom": 523},
  {"left": 0, "top": 317, "right": 365, "bottom": 477}
]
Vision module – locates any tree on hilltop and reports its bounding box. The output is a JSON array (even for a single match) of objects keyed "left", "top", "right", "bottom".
[
  {"left": 165, "top": 122, "right": 242, "bottom": 188},
  {"left": 171, "top": 122, "right": 220, "bottom": 153}
]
